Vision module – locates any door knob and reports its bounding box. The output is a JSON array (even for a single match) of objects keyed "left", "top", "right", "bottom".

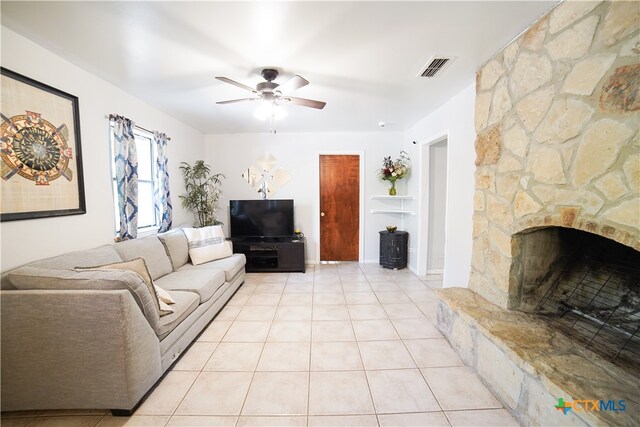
[{"left": 320, "top": 212, "right": 325, "bottom": 217}]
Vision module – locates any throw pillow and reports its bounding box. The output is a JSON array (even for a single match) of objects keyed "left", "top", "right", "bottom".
[
  {"left": 159, "top": 298, "right": 173, "bottom": 314},
  {"left": 183, "top": 225, "right": 233, "bottom": 266},
  {"left": 77, "top": 258, "right": 174, "bottom": 316},
  {"left": 155, "top": 284, "right": 176, "bottom": 305}
]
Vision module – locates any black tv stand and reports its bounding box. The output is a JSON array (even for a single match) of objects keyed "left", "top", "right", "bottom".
[{"left": 230, "top": 236, "right": 305, "bottom": 273}]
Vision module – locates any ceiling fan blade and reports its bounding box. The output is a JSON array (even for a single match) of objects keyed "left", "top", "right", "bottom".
[
  {"left": 216, "top": 98, "right": 257, "bottom": 104},
  {"left": 286, "top": 96, "right": 326, "bottom": 109},
  {"left": 277, "top": 75, "right": 309, "bottom": 93},
  {"left": 215, "top": 76, "right": 256, "bottom": 92}
]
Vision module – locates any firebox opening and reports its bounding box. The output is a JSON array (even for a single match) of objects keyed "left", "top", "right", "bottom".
[{"left": 511, "top": 227, "right": 640, "bottom": 378}]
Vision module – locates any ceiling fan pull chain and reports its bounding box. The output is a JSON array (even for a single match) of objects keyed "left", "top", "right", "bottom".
[{"left": 269, "top": 115, "right": 276, "bottom": 134}]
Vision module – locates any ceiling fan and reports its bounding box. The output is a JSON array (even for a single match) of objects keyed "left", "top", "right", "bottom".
[{"left": 215, "top": 68, "right": 326, "bottom": 110}]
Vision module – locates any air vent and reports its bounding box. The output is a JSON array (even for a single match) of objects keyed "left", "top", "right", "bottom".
[{"left": 419, "top": 57, "right": 454, "bottom": 78}]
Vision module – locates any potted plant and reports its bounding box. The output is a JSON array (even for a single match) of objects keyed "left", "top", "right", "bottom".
[
  {"left": 379, "top": 151, "right": 410, "bottom": 195},
  {"left": 179, "top": 160, "right": 225, "bottom": 227}
]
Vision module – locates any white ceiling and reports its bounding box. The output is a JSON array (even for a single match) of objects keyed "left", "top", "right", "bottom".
[{"left": 1, "top": 1, "right": 557, "bottom": 134}]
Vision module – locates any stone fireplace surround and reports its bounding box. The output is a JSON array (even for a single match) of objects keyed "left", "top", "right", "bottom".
[{"left": 435, "top": 1, "right": 639, "bottom": 426}]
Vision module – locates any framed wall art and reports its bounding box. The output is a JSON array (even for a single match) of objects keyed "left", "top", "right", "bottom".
[{"left": 1, "top": 67, "right": 86, "bottom": 221}]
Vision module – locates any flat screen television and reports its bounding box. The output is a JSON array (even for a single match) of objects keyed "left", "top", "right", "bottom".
[{"left": 229, "top": 199, "right": 294, "bottom": 238}]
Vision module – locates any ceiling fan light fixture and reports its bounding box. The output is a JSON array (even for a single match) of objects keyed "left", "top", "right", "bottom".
[
  {"left": 254, "top": 100, "right": 287, "bottom": 121},
  {"left": 217, "top": 69, "right": 325, "bottom": 122}
]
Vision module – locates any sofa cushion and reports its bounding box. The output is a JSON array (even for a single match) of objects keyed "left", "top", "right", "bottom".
[
  {"left": 113, "top": 236, "right": 173, "bottom": 280},
  {"left": 7, "top": 266, "right": 161, "bottom": 325},
  {"left": 158, "top": 229, "right": 189, "bottom": 270},
  {"left": 158, "top": 282, "right": 231, "bottom": 356},
  {"left": 154, "top": 269, "right": 226, "bottom": 304},
  {"left": 178, "top": 253, "right": 246, "bottom": 282},
  {"left": 28, "top": 245, "right": 123, "bottom": 270},
  {"left": 157, "top": 290, "right": 200, "bottom": 340},
  {"left": 183, "top": 226, "right": 232, "bottom": 266}
]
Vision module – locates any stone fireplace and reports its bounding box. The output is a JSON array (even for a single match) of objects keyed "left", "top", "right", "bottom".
[{"left": 435, "top": 1, "right": 639, "bottom": 426}]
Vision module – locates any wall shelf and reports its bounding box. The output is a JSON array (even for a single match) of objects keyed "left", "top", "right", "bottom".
[
  {"left": 370, "top": 209, "right": 415, "bottom": 215},
  {"left": 369, "top": 195, "right": 415, "bottom": 216},
  {"left": 370, "top": 195, "right": 415, "bottom": 200}
]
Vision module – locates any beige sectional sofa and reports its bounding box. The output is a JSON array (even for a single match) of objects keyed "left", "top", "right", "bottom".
[{"left": 0, "top": 229, "right": 246, "bottom": 414}]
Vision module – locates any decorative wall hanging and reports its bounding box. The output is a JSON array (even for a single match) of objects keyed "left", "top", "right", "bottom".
[
  {"left": 0, "top": 68, "right": 85, "bottom": 221},
  {"left": 242, "top": 151, "right": 291, "bottom": 199}
]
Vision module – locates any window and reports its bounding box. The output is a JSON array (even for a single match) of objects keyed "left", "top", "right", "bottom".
[{"left": 110, "top": 126, "right": 158, "bottom": 233}]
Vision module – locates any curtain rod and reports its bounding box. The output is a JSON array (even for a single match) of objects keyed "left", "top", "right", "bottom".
[{"left": 106, "top": 114, "right": 171, "bottom": 140}]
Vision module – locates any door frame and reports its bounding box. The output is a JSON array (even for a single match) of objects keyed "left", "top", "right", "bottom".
[
  {"left": 416, "top": 131, "right": 449, "bottom": 276},
  {"left": 315, "top": 151, "right": 365, "bottom": 264}
]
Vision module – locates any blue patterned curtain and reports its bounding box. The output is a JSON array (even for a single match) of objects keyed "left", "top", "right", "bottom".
[
  {"left": 154, "top": 132, "right": 172, "bottom": 233},
  {"left": 112, "top": 115, "right": 138, "bottom": 240}
]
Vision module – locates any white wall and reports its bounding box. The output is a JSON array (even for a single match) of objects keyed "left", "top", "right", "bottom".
[
  {"left": 427, "top": 140, "right": 448, "bottom": 272},
  {"left": 403, "top": 83, "right": 476, "bottom": 287},
  {"left": 204, "top": 132, "right": 405, "bottom": 263},
  {"left": 0, "top": 24, "right": 476, "bottom": 278},
  {"left": 0, "top": 27, "right": 205, "bottom": 270}
]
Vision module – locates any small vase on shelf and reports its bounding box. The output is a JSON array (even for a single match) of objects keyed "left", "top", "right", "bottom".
[{"left": 388, "top": 181, "right": 397, "bottom": 196}]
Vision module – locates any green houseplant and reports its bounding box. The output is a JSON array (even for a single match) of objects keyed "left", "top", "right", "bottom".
[{"left": 179, "top": 160, "right": 225, "bottom": 227}]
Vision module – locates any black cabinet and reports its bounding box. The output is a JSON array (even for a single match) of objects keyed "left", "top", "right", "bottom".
[
  {"left": 379, "top": 231, "right": 408, "bottom": 269},
  {"left": 231, "top": 237, "right": 305, "bottom": 273}
]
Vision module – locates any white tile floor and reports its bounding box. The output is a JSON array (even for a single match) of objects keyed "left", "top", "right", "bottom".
[{"left": 1, "top": 264, "right": 520, "bottom": 427}]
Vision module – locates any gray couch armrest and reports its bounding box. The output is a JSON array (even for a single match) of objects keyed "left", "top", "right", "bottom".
[
  {"left": 6, "top": 267, "right": 165, "bottom": 338},
  {"left": 1, "top": 289, "right": 163, "bottom": 412}
]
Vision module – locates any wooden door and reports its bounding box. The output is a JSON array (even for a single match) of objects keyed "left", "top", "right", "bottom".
[{"left": 320, "top": 155, "right": 360, "bottom": 261}]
